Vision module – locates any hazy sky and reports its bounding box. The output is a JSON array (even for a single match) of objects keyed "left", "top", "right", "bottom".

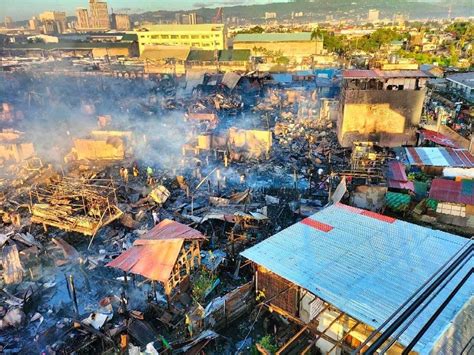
[{"left": 2, "top": 0, "right": 271, "bottom": 21}]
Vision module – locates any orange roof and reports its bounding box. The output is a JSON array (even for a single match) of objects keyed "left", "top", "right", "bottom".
[
  {"left": 140, "top": 218, "right": 206, "bottom": 242},
  {"left": 107, "top": 239, "right": 184, "bottom": 282},
  {"left": 107, "top": 220, "right": 204, "bottom": 282}
]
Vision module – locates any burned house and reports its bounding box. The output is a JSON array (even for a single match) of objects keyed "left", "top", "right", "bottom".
[
  {"left": 65, "top": 130, "right": 132, "bottom": 162},
  {"left": 338, "top": 69, "right": 428, "bottom": 147},
  {"left": 241, "top": 203, "right": 473, "bottom": 354},
  {"left": 184, "top": 127, "right": 272, "bottom": 160},
  {"left": 29, "top": 177, "right": 123, "bottom": 237},
  {"left": 107, "top": 219, "right": 205, "bottom": 299},
  {"left": 0, "top": 129, "right": 35, "bottom": 165}
]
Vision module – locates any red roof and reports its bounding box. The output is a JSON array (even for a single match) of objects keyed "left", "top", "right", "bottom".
[
  {"left": 386, "top": 161, "right": 415, "bottom": 192},
  {"left": 429, "top": 179, "right": 474, "bottom": 205},
  {"left": 419, "top": 129, "right": 459, "bottom": 148}
]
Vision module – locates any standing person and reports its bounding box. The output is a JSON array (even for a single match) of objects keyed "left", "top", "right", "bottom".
[
  {"left": 132, "top": 163, "right": 139, "bottom": 178},
  {"left": 119, "top": 167, "right": 125, "bottom": 182},
  {"left": 152, "top": 210, "right": 160, "bottom": 226},
  {"left": 123, "top": 167, "right": 129, "bottom": 184},
  {"left": 146, "top": 166, "right": 154, "bottom": 185}
]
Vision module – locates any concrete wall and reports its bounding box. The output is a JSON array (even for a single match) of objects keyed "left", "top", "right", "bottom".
[
  {"left": 338, "top": 89, "right": 426, "bottom": 147},
  {"left": 234, "top": 40, "right": 323, "bottom": 58}
]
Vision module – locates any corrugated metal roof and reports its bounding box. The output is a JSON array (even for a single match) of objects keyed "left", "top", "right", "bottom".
[
  {"left": 405, "top": 147, "right": 474, "bottom": 168},
  {"left": 140, "top": 45, "right": 191, "bottom": 61},
  {"left": 187, "top": 50, "right": 216, "bottom": 62},
  {"left": 241, "top": 203, "right": 473, "bottom": 353},
  {"left": 107, "top": 239, "right": 184, "bottom": 282},
  {"left": 429, "top": 178, "right": 474, "bottom": 205},
  {"left": 107, "top": 220, "right": 204, "bottom": 282},
  {"left": 234, "top": 32, "right": 313, "bottom": 43},
  {"left": 218, "top": 49, "right": 250, "bottom": 62},
  {"left": 139, "top": 219, "right": 205, "bottom": 241},
  {"left": 343, "top": 69, "right": 429, "bottom": 79},
  {"left": 419, "top": 129, "right": 459, "bottom": 148}
]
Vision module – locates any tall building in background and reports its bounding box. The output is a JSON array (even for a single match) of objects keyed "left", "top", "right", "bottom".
[
  {"left": 76, "top": 8, "right": 90, "bottom": 29},
  {"left": 89, "top": 0, "right": 110, "bottom": 30},
  {"left": 111, "top": 13, "right": 131, "bottom": 31},
  {"left": 367, "top": 9, "right": 380, "bottom": 23},
  {"left": 4, "top": 16, "right": 13, "bottom": 29},
  {"left": 39, "top": 11, "right": 67, "bottom": 33},
  {"left": 28, "top": 16, "right": 41, "bottom": 31}
]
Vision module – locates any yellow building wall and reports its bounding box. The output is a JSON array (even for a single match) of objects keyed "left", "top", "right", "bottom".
[
  {"left": 342, "top": 103, "right": 406, "bottom": 135},
  {"left": 136, "top": 25, "right": 225, "bottom": 54}
]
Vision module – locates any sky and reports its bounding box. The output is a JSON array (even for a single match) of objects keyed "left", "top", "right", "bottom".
[{"left": 1, "top": 0, "right": 271, "bottom": 21}]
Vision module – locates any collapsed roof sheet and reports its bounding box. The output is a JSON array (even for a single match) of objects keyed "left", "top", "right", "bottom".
[
  {"left": 405, "top": 147, "right": 474, "bottom": 168},
  {"left": 241, "top": 203, "right": 472, "bottom": 352}
]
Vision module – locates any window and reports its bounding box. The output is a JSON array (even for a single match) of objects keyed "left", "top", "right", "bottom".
[
  {"left": 180, "top": 35, "right": 189, "bottom": 39},
  {"left": 170, "top": 35, "right": 178, "bottom": 39},
  {"left": 201, "top": 35, "right": 210, "bottom": 39},
  {"left": 161, "top": 35, "right": 169, "bottom": 39},
  {"left": 191, "top": 35, "right": 199, "bottom": 39},
  {"left": 151, "top": 35, "right": 159, "bottom": 39}
]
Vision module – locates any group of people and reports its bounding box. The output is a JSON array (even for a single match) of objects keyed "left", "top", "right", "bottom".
[{"left": 119, "top": 163, "right": 155, "bottom": 185}]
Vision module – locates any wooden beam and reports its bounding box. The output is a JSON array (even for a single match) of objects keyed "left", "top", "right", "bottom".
[
  {"left": 301, "top": 312, "right": 346, "bottom": 354},
  {"left": 326, "top": 320, "right": 361, "bottom": 354},
  {"left": 276, "top": 325, "right": 309, "bottom": 355}
]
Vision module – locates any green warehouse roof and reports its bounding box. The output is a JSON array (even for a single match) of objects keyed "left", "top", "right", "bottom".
[
  {"left": 218, "top": 49, "right": 250, "bottom": 61},
  {"left": 233, "top": 32, "right": 313, "bottom": 43}
]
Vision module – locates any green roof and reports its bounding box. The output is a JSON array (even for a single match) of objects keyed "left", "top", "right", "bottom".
[
  {"left": 187, "top": 49, "right": 250, "bottom": 62},
  {"left": 218, "top": 49, "right": 250, "bottom": 62},
  {"left": 385, "top": 192, "right": 411, "bottom": 212},
  {"left": 234, "top": 32, "right": 313, "bottom": 43},
  {"left": 121, "top": 33, "right": 138, "bottom": 42},
  {"left": 187, "top": 50, "right": 216, "bottom": 62}
]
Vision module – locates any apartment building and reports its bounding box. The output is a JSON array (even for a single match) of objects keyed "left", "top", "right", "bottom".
[{"left": 135, "top": 24, "right": 226, "bottom": 54}]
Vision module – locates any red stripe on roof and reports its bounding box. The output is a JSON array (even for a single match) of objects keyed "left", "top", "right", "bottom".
[
  {"left": 407, "top": 147, "right": 423, "bottom": 165},
  {"left": 361, "top": 210, "right": 396, "bottom": 223},
  {"left": 301, "top": 218, "right": 334, "bottom": 232}
]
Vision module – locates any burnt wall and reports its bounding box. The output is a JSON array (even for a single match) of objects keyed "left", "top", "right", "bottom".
[{"left": 338, "top": 89, "right": 426, "bottom": 147}]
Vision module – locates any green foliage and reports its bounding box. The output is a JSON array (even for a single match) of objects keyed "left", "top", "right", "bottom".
[
  {"left": 251, "top": 335, "right": 278, "bottom": 354},
  {"left": 446, "top": 22, "right": 473, "bottom": 40},
  {"left": 407, "top": 172, "right": 430, "bottom": 183},
  {"left": 192, "top": 269, "right": 217, "bottom": 302},
  {"left": 275, "top": 55, "right": 289, "bottom": 65},
  {"left": 236, "top": 26, "right": 264, "bottom": 34},
  {"left": 397, "top": 49, "right": 457, "bottom": 67}
]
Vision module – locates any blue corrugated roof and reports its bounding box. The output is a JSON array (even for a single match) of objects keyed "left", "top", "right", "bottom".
[{"left": 241, "top": 203, "right": 473, "bottom": 353}]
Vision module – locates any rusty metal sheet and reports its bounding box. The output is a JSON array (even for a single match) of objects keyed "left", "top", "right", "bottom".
[
  {"left": 107, "top": 239, "right": 183, "bottom": 282},
  {"left": 139, "top": 219, "right": 205, "bottom": 242}
]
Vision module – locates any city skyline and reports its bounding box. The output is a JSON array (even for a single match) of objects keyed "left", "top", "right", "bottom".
[{"left": 1, "top": 0, "right": 270, "bottom": 22}]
